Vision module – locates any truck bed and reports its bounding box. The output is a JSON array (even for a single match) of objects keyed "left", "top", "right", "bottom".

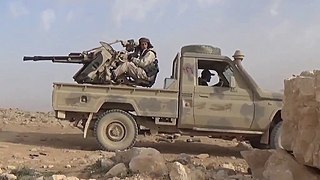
[{"left": 52, "top": 83, "right": 179, "bottom": 118}]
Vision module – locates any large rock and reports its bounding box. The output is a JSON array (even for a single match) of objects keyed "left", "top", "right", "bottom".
[
  {"left": 0, "top": 173, "right": 17, "bottom": 180},
  {"left": 105, "top": 163, "right": 127, "bottom": 178},
  {"left": 175, "top": 153, "right": 192, "bottom": 165},
  {"left": 129, "top": 153, "right": 168, "bottom": 176},
  {"left": 100, "top": 158, "right": 115, "bottom": 171},
  {"left": 188, "top": 167, "right": 206, "bottom": 180},
  {"left": 66, "top": 177, "right": 79, "bottom": 180},
  {"left": 282, "top": 71, "right": 320, "bottom": 169},
  {"left": 169, "top": 162, "right": 189, "bottom": 180},
  {"left": 263, "top": 149, "right": 320, "bottom": 180},
  {"left": 48, "top": 175, "right": 67, "bottom": 180},
  {"left": 240, "top": 149, "right": 273, "bottom": 179},
  {"left": 242, "top": 149, "right": 320, "bottom": 180},
  {"left": 114, "top": 147, "right": 161, "bottom": 165}
]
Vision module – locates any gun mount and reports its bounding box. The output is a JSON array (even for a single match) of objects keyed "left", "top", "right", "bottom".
[{"left": 23, "top": 40, "right": 154, "bottom": 87}]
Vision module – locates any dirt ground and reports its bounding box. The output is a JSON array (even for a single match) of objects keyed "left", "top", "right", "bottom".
[{"left": 0, "top": 109, "right": 251, "bottom": 179}]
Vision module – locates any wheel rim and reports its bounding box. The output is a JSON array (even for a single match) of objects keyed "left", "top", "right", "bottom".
[{"left": 106, "top": 121, "right": 126, "bottom": 142}]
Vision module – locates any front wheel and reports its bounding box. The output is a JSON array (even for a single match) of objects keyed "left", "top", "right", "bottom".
[
  {"left": 270, "top": 121, "right": 283, "bottom": 149},
  {"left": 94, "top": 109, "right": 138, "bottom": 151}
]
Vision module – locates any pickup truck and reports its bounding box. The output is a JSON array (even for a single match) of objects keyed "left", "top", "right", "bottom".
[{"left": 52, "top": 45, "right": 283, "bottom": 151}]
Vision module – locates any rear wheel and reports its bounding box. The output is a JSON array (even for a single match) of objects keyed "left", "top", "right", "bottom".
[
  {"left": 270, "top": 121, "right": 283, "bottom": 149},
  {"left": 94, "top": 109, "right": 138, "bottom": 151}
]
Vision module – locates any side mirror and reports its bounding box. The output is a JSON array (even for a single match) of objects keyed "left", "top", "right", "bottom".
[{"left": 230, "top": 76, "right": 236, "bottom": 89}]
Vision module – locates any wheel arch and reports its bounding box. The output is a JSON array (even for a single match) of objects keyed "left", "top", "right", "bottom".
[
  {"left": 100, "top": 102, "right": 137, "bottom": 112},
  {"left": 260, "top": 109, "right": 282, "bottom": 144},
  {"left": 96, "top": 97, "right": 145, "bottom": 116},
  {"left": 82, "top": 101, "right": 139, "bottom": 138},
  {"left": 269, "top": 110, "right": 282, "bottom": 133}
]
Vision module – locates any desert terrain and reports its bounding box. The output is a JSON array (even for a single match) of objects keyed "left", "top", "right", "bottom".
[{"left": 0, "top": 108, "right": 253, "bottom": 180}]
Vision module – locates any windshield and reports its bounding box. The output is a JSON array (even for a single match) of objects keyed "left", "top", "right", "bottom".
[{"left": 222, "top": 65, "right": 234, "bottom": 84}]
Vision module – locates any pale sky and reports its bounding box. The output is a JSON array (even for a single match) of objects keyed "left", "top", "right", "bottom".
[{"left": 1, "top": 0, "right": 319, "bottom": 111}]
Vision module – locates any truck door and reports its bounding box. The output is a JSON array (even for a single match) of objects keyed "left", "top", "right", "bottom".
[
  {"left": 193, "top": 59, "right": 254, "bottom": 130},
  {"left": 177, "top": 56, "right": 196, "bottom": 128}
]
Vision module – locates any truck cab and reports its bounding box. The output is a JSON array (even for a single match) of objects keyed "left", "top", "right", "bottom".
[{"left": 164, "top": 44, "right": 281, "bottom": 130}]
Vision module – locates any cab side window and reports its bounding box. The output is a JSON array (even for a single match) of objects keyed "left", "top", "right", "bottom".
[{"left": 197, "top": 59, "right": 234, "bottom": 88}]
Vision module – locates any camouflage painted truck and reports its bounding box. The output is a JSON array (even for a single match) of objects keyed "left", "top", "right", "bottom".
[{"left": 26, "top": 43, "right": 284, "bottom": 151}]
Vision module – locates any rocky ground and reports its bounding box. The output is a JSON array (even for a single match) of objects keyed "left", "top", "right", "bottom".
[{"left": 0, "top": 108, "right": 254, "bottom": 180}]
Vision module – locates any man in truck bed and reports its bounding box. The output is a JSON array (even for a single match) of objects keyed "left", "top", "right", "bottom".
[{"left": 111, "top": 37, "right": 159, "bottom": 86}]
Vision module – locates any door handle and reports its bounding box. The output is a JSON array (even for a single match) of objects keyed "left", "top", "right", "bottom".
[{"left": 199, "top": 94, "right": 209, "bottom": 98}]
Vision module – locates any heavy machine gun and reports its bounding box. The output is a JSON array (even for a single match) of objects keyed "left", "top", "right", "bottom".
[
  {"left": 22, "top": 53, "right": 88, "bottom": 64},
  {"left": 23, "top": 40, "right": 147, "bottom": 86}
]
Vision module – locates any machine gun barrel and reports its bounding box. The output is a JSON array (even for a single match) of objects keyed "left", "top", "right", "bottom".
[{"left": 23, "top": 53, "right": 86, "bottom": 64}]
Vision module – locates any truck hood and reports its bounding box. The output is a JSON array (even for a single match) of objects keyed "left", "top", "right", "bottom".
[
  {"left": 232, "top": 59, "right": 283, "bottom": 101},
  {"left": 258, "top": 89, "right": 283, "bottom": 101}
]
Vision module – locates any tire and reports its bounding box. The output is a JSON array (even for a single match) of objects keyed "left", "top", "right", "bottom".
[
  {"left": 270, "top": 121, "right": 283, "bottom": 149},
  {"left": 94, "top": 109, "right": 138, "bottom": 151},
  {"left": 249, "top": 138, "right": 269, "bottom": 149}
]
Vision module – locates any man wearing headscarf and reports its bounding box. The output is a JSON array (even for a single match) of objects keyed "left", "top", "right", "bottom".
[
  {"left": 198, "top": 69, "right": 214, "bottom": 86},
  {"left": 111, "top": 37, "right": 158, "bottom": 83}
]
